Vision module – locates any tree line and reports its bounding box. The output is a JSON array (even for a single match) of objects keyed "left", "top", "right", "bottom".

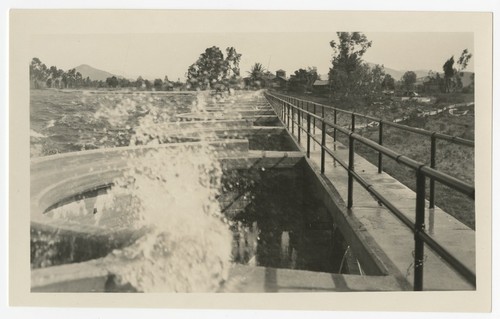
[
  {"left": 29, "top": 57, "right": 182, "bottom": 91},
  {"left": 30, "top": 58, "right": 88, "bottom": 89},
  {"left": 243, "top": 32, "right": 473, "bottom": 98}
]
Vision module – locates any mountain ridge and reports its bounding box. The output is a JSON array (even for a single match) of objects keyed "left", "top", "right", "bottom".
[
  {"left": 365, "top": 62, "right": 431, "bottom": 80},
  {"left": 73, "top": 64, "right": 124, "bottom": 81}
]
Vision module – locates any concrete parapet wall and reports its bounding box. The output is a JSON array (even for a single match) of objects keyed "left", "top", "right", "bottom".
[
  {"left": 31, "top": 258, "right": 403, "bottom": 293},
  {"left": 300, "top": 158, "right": 410, "bottom": 286}
]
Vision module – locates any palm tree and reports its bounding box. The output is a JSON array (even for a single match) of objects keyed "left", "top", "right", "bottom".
[{"left": 247, "top": 63, "right": 265, "bottom": 88}]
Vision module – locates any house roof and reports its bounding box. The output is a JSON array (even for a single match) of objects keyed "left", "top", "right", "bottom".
[
  {"left": 262, "top": 73, "right": 276, "bottom": 80},
  {"left": 313, "top": 80, "right": 329, "bottom": 86}
]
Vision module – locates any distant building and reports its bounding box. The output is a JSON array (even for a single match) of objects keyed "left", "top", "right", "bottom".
[
  {"left": 271, "top": 70, "right": 287, "bottom": 89},
  {"left": 312, "top": 79, "right": 330, "bottom": 94},
  {"left": 276, "top": 69, "right": 286, "bottom": 78},
  {"left": 163, "top": 81, "right": 174, "bottom": 91}
]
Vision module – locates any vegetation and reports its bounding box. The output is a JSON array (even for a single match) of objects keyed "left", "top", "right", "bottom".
[
  {"left": 186, "top": 46, "right": 242, "bottom": 90},
  {"left": 246, "top": 63, "right": 268, "bottom": 89},
  {"left": 29, "top": 57, "right": 180, "bottom": 91},
  {"left": 442, "top": 49, "right": 473, "bottom": 93},
  {"left": 288, "top": 67, "right": 319, "bottom": 93},
  {"left": 324, "top": 32, "right": 390, "bottom": 106},
  {"left": 401, "top": 71, "right": 417, "bottom": 91},
  {"left": 381, "top": 74, "right": 395, "bottom": 91},
  {"left": 329, "top": 32, "right": 372, "bottom": 98},
  {"left": 352, "top": 109, "right": 475, "bottom": 228},
  {"left": 30, "top": 58, "right": 86, "bottom": 89}
]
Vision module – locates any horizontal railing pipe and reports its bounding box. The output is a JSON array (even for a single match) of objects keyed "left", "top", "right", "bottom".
[
  {"left": 417, "top": 231, "right": 476, "bottom": 286},
  {"left": 269, "top": 91, "right": 474, "bottom": 147}
]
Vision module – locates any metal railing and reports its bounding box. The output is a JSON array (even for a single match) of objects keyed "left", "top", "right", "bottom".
[
  {"left": 264, "top": 91, "right": 476, "bottom": 291},
  {"left": 270, "top": 91, "right": 474, "bottom": 209}
]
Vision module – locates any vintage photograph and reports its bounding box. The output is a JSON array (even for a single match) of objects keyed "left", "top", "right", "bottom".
[{"left": 8, "top": 10, "right": 493, "bottom": 311}]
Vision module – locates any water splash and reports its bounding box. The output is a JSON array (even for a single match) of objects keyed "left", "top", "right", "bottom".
[{"left": 97, "top": 92, "right": 233, "bottom": 292}]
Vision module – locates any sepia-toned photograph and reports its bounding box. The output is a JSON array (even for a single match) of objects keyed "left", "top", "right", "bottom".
[{"left": 8, "top": 9, "right": 493, "bottom": 312}]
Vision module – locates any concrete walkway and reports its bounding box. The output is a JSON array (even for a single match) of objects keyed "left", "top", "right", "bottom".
[{"left": 274, "top": 99, "right": 475, "bottom": 291}]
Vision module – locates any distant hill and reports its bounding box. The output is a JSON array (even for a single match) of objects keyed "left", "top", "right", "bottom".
[
  {"left": 322, "top": 64, "right": 436, "bottom": 82},
  {"left": 74, "top": 64, "right": 122, "bottom": 81},
  {"left": 366, "top": 62, "right": 430, "bottom": 80},
  {"left": 366, "top": 63, "right": 473, "bottom": 87}
]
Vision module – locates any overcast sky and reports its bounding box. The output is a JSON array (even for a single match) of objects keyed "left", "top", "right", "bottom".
[{"left": 30, "top": 32, "right": 474, "bottom": 81}]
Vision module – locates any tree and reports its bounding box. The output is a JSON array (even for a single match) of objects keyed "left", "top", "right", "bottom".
[
  {"left": 119, "top": 78, "right": 131, "bottom": 88},
  {"left": 442, "top": 49, "right": 473, "bottom": 93},
  {"left": 401, "top": 71, "right": 417, "bottom": 91},
  {"left": 136, "top": 76, "right": 144, "bottom": 89},
  {"left": 186, "top": 46, "right": 227, "bottom": 90},
  {"left": 55, "top": 69, "right": 64, "bottom": 88},
  {"left": 186, "top": 46, "right": 242, "bottom": 90},
  {"left": 106, "top": 76, "right": 119, "bottom": 88},
  {"left": 75, "top": 72, "right": 83, "bottom": 88},
  {"left": 30, "top": 57, "right": 49, "bottom": 89},
  {"left": 423, "top": 71, "right": 444, "bottom": 94},
  {"left": 289, "top": 67, "right": 318, "bottom": 93},
  {"left": 61, "top": 73, "right": 68, "bottom": 88},
  {"left": 457, "top": 49, "right": 472, "bottom": 71},
  {"left": 47, "top": 65, "right": 59, "bottom": 88},
  {"left": 456, "top": 49, "right": 473, "bottom": 92},
  {"left": 153, "top": 78, "right": 163, "bottom": 91},
  {"left": 163, "top": 75, "right": 173, "bottom": 90},
  {"left": 66, "top": 68, "right": 76, "bottom": 88},
  {"left": 329, "top": 32, "right": 372, "bottom": 98},
  {"left": 247, "top": 63, "right": 266, "bottom": 89},
  {"left": 365, "top": 64, "right": 385, "bottom": 93},
  {"left": 381, "top": 74, "right": 395, "bottom": 91},
  {"left": 225, "top": 47, "right": 242, "bottom": 78},
  {"left": 442, "top": 57, "right": 455, "bottom": 93}
]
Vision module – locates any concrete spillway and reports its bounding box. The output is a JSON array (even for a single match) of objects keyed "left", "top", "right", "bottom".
[{"left": 30, "top": 90, "right": 475, "bottom": 292}]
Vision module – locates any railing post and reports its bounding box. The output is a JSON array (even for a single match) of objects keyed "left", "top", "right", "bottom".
[
  {"left": 351, "top": 113, "right": 355, "bottom": 132},
  {"left": 313, "top": 104, "right": 317, "bottom": 135},
  {"left": 429, "top": 134, "right": 436, "bottom": 208},
  {"left": 284, "top": 102, "right": 287, "bottom": 128},
  {"left": 300, "top": 100, "right": 303, "bottom": 125},
  {"left": 414, "top": 169, "right": 426, "bottom": 291},
  {"left": 291, "top": 105, "right": 295, "bottom": 135},
  {"left": 347, "top": 134, "right": 354, "bottom": 209},
  {"left": 321, "top": 121, "right": 326, "bottom": 174},
  {"left": 297, "top": 105, "right": 301, "bottom": 143},
  {"left": 333, "top": 109, "right": 337, "bottom": 151},
  {"left": 282, "top": 100, "right": 285, "bottom": 121},
  {"left": 378, "top": 121, "right": 383, "bottom": 173},
  {"left": 288, "top": 103, "right": 291, "bottom": 129},
  {"left": 307, "top": 113, "right": 311, "bottom": 158}
]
